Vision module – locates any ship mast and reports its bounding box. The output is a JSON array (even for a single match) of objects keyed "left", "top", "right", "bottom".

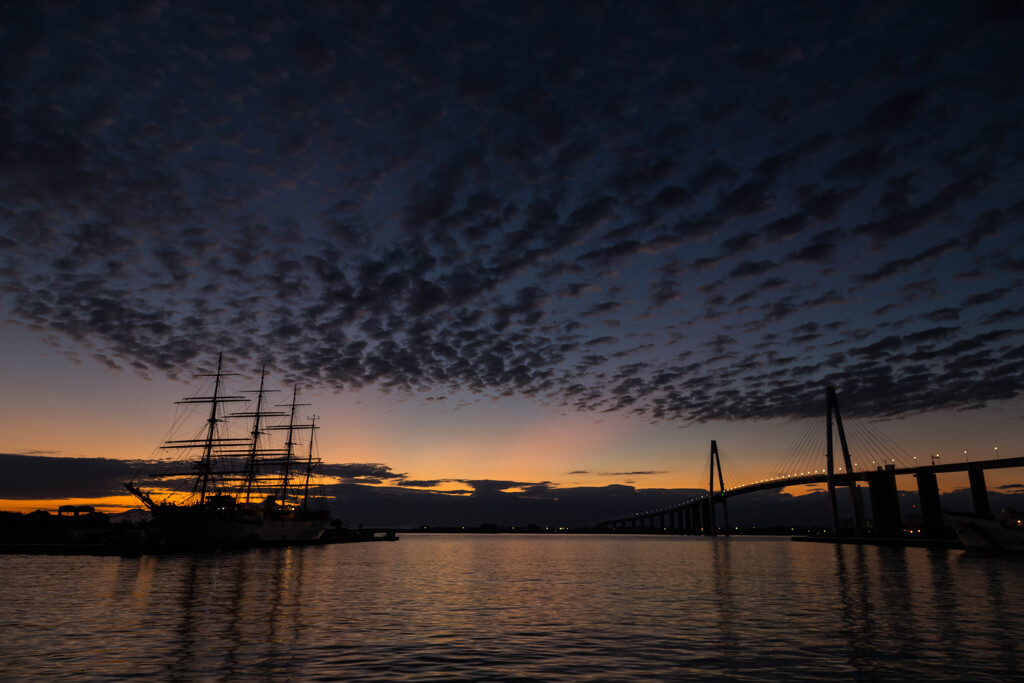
[
  {"left": 240, "top": 366, "right": 275, "bottom": 507},
  {"left": 196, "top": 354, "right": 225, "bottom": 505},
  {"left": 275, "top": 386, "right": 310, "bottom": 506},
  {"left": 262, "top": 385, "right": 311, "bottom": 508},
  {"left": 302, "top": 415, "right": 319, "bottom": 512},
  {"left": 280, "top": 387, "right": 298, "bottom": 506},
  {"left": 129, "top": 354, "right": 247, "bottom": 508}
]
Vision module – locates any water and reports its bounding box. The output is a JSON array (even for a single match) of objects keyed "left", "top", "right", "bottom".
[{"left": 1, "top": 535, "right": 1022, "bottom": 681}]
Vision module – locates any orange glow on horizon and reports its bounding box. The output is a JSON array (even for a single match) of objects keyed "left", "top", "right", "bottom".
[{"left": 0, "top": 495, "right": 141, "bottom": 515}]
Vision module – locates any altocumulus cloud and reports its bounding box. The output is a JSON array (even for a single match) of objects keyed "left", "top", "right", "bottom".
[{"left": 1, "top": 1, "right": 1023, "bottom": 424}]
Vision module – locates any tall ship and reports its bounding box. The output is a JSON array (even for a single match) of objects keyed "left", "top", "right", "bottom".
[{"left": 125, "top": 355, "right": 332, "bottom": 548}]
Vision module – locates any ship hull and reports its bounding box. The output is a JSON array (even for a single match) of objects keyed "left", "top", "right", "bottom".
[
  {"left": 152, "top": 507, "right": 329, "bottom": 548},
  {"left": 945, "top": 512, "right": 1024, "bottom": 552}
]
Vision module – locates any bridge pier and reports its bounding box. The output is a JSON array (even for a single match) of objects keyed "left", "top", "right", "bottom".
[
  {"left": 968, "top": 467, "right": 991, "bottom": 516},
  {"left": 915, "top": 469, "right": 943, "bottom": 536},
  {"left": 866, "top": 468, "right": 902, "bottom": 536}
]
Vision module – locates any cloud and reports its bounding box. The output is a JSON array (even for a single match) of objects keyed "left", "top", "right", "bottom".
[
  {"left": 460, "top": 480, "right": 550, "bottom": 496},
  {"left": 0, "top": 453, "right": 150, "bottom": 499},
  {"left": 320, "top": 463, "right": 405, "bottom": 481},
  {"left": 857, "top": 239, "right": 960, "bottom": 285},
  {"left": 825, "top": 147, "right": 892, "bottom": 182},
  {"left": 1, "top": 0, "right": 1022, "bottom": 427},
  {"left": 729, "top": 260, "right": 778, "bottom": 278},
  {"left": 597, "top": 471, "right": 667, "bottom": 477},
  {"left": 399, "top": 480, "right": 446, "bottom": 489},
  {"left": 856, "top": 89, "right": 928, "bottom": 137},
  {"left": 327, "top": 481, "right": 711, "bottom": 528}
]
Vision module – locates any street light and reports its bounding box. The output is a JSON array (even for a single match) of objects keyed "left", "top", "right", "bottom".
[
  {"left": 964, "top": 449, "right": 968, "bottom": 462},
  {"left": 995, "top": 446, "right": 999, "bottom": 460}
]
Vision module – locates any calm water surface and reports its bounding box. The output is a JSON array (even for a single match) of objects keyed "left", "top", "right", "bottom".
[{"left": 1, "top": 535, "right": 1022, "bottom": 681}]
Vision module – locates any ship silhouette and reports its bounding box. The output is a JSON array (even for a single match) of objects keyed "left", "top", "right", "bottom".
[{"left": 125, "top": 355, "right": 331, "bottom": 548}]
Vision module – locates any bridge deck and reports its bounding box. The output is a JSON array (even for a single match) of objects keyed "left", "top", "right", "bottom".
[{"left": 601, "top": 455, "right": 1024, "bottom": 525}]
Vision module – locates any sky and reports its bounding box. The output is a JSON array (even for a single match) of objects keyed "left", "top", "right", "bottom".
[{"left": 2, "top": 1, "right": 1023, "bottom": 526}]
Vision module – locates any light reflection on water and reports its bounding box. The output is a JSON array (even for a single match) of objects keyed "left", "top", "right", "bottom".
[{"left": 1, "top": 535, "right": 1022, "bottom": 681}]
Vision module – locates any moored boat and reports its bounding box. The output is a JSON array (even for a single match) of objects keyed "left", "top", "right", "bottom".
[
  {"left": 125, "top": 355, "right": 331, "bottom": 549},
  {"left": 944, "top": 509, "right": 1024, "bottom": 552}
]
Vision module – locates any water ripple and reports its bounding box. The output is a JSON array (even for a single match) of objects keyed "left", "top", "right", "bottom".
[{"left": 2, "top": 536, "right": 1023, "bottom": 681}]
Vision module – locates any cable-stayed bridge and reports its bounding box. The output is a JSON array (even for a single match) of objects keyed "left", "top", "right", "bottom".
[{"left": 596, "top": 387, "right": 1022, "bottom": 537}]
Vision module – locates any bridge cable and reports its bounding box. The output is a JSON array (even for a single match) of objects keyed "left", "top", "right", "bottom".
[
  {"left": 843, "top": 415, "right": 913, "bottom": 469},
  {"left": 845, "top": 414, "right": 914, "bottom": 468},
  {"left": 844, "top": 419, "right": 889, "bottom": 470},
  {"left": 715, "top": 443, "right": 759, "bottom": 490},
  {"left": 773, "top": 418, "right": 809, "bottom": 478},
  {"left": 774, "top": 417, "right": 819, "bottom": 480}
]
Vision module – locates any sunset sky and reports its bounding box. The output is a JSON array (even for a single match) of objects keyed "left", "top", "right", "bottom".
[{"left": 2, "top": 1, "right": 1022, "bottom": 525}]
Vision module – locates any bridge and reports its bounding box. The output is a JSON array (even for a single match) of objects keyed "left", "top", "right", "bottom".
[{"left": 596, "top": 387, "right": 1020, "bottom": 538}]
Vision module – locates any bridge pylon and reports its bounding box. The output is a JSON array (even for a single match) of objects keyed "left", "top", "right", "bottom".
[
  {"left": 707, "top": 440, "right": 730, "bottom": 536},
  {"left": 825, "top": 386, "right": 866, "bottom": 535}
]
